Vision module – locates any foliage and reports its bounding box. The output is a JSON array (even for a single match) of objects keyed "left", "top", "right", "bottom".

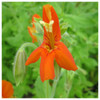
[{"left": 2, "top": 2, "right": 98, "bottom": 98}]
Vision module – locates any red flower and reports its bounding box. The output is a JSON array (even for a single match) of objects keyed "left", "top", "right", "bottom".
[
  {"left": 28, "top": 14, "right": 41, "bottom": 43},
  {"left": 2, "top": 80, "right": 14, "bottom": 98},
  {"left": 25, "top": 4, "right": 78, "bottom": 82}
]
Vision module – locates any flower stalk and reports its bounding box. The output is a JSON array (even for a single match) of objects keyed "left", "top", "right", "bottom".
[
  {"left": 51, "top": 62, "right": 61, "bottom": 98},
  {"left": 20, "top": 42, "right": 37, "bottom": 50},
  {"left": 45, "top": 80, "right": 49, "bottom": 98},
  {"left": 51, "top": 79, "right": 59, "bottom": 98}
]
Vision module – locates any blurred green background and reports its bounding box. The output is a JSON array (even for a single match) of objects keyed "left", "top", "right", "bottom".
[{"left": 2, "top": 2, "right": 98, "bottom": 98}]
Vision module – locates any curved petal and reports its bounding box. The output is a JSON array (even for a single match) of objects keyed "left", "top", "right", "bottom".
[
  {"left": 50, "top": 6, "right": 61, "bottom": 41},
  {"left": 40, "top": 49, "right": 55, "bottom": 82},
  {"left": 32, "top": 14, "right": 41, "bottom": 27},
  {"left": 28, "top": 26, "right": 37, "bottom": 43},
  {"left": 28, "top": 14, "right": 41, "bottom": 42},
  {"left": 25, "top": 47, "right": 42, "bottom": 66},
  {"left": 43, "top": 4, "right": 61, "bottom": 41},
  {"left": 43, "top": 4, "right": 51, "bottom": 23},
  {"left": 2, "top": 80, "right": 14, "bottom": 98},
  {"left": 54, "top": 42, "right": 78, "bottom": 71},
  {"left": 32, "top": 14, "right": 41, "bottom": 23}
]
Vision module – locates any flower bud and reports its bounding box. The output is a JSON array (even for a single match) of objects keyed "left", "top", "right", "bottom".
[
  {"left": 34, "top": 17, "right": 44, "bottom": 34},
  {"left": 13, "top": 49, "right": 27, "bottom": 86},
  {"left": 34, "top": 22, "right": 44, "bottom": 34}
]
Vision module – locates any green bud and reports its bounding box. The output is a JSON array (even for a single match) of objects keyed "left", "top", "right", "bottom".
[
  {"left": 34, "top": 22, "right": 44, "bottom": 34},
  {"left": 13, "top": 48, "right": 27, "bottom": 86},
  {"left": 34, "top": 17, "right": 44, "bottom": 34},
  {"left": 33, "top": 22, "right": 44, "bottom": 45}
]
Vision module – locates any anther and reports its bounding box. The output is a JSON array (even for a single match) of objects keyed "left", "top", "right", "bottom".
[{"left": 40, "top": 20, "right": 54, "bottom": 32}]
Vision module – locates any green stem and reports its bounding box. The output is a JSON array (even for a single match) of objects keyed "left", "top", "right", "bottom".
[
  {"left": 20, "top": 42, "right": 37, "bottom": 50},
  {"left": 45, "top": 80, "right": 49, "bottom": 98},
  {"left": 51, "top": 62, "right": 61, "bottom": 98},
  {"left": 51, "top": 79, "right": 59, "bottom": 98},
  {"left": 66, "top": 85, "right": 72, "bottom": 98},
  {"left": 78, "top": 66, "right": 87, "bottom": 75}
]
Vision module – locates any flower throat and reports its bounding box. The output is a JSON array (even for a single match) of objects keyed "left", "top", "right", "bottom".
[{"left": 40, "top": 20, "right": 55, "bottom": 50}]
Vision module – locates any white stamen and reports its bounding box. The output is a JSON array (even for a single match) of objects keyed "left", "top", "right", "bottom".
[
  {"left": 40, "top": 20, "right": 54, "bottom": 32},
  {"left": 49, "top": 20, "right": 54, "bottom": 25},
  {"left": 40, "top": 21, "right": 45, "bottom": 26}
]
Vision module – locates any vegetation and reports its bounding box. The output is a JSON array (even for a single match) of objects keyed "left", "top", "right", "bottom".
[{"left": 2, "top": 2, "right": 98, "bottom": 98}]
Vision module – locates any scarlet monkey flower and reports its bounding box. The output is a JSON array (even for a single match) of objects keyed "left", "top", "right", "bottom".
[
  {"left": 2, "top": 80, "right": 14, "bottom": 98},
  {"left": 25, "top": 4, "right": 78, "bottom": 82},
  {"left": 28, "top": 14, "right": 41, "bottom": 43}
]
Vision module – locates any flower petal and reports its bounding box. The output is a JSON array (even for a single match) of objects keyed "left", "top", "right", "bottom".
[
  {"left": 25, "top": 47, "right": 42, "bottom": 66},
  {"left": 32, "top": 14, "right": 41, "bottom": 23},
  {"left": 43, "top": 4, "right": 51, "bottom": 23},
  {"left": 2, "top": 80, "right": 14, "bottom": 98},
  {"left": 43, "top": 4, "right": 61, "bottom": 41},
  {"left": 54, "top": 42, "right": 78, "bottom": 71},
  {"left": 28, "top": 26, "right": 37, "bottom": 43},
  {"left": 50, "top": 6, "right": 61, "bottom": 41},
  {"left": 28, "top": 14, "right": 41, "bottom": 42},
  {"left": 40, "top": 49, "right": 55, "bottom": 82},
  {"left": 32, "top": 14, "right": 41, "bottom": 27}
]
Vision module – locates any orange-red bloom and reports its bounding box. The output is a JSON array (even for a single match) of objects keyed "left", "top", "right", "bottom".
[
  {"left": 25, "top": 4, "right": 78, "bottom": 82},
  {"left": 2, "top": 80, "right": 14, "bottom": 98},
  {"left": 28, "top": 14, "right": 41, "bottom": 43}
]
